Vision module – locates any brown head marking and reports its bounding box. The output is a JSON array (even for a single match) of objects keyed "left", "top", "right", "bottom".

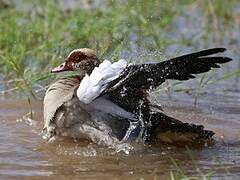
[{"left": 51, "top": 48, "right": 100, "bottom": 74}]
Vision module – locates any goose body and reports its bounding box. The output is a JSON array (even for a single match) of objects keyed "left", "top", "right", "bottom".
[{"left": 43, "top": 48, "right": 232, "bottom": 146}]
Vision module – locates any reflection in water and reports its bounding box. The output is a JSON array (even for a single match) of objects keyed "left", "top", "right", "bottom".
[{"left": 0, "top": 99, "right": 239, "bottom": 179}]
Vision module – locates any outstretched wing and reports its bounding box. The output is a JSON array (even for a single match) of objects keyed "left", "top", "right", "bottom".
[{"left": 103, "top": 48, "right": 232, "bottom": 93}]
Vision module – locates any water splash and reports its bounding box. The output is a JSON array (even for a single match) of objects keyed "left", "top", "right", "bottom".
[{"left": 16, "top": 112, "right": 37, "bottom": 127}]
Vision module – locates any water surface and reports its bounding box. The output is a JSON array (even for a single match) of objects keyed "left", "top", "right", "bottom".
[{"left": 0, "top": 98, "right": 239, "bottom": 179}]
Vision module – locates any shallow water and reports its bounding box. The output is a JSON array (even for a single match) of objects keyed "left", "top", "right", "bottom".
[{"left": 0, "top": 97, "right": 239, "bottom": 179}]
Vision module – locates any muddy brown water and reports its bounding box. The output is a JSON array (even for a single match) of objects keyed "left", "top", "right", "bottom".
[{"left": 0, "top": 96, "right": 239, "bottom": 179}]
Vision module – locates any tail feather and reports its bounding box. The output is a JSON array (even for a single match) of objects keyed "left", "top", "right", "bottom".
[{"left": 147, "top": 111, "right": 214, "bottom": 145}]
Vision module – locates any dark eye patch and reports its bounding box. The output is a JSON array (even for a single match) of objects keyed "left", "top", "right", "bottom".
[{"left": 69, "top": 51, "right": 87, "bottom": 63}]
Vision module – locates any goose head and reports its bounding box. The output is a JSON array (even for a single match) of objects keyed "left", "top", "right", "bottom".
[{"left": 51, "top": 48, "right": 100, "bottom": 75}]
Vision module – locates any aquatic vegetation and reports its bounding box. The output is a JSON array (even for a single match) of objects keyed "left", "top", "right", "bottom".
[
  {"left": 0, "top": 0, "right": 239, "bottom": 103},
  {"left": 169, "top": 147, "right": 236, "bottom": 179}
]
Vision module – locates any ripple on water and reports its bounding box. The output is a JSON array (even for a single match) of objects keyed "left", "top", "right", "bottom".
[{"left": 0, "top": 96, "right": 240, "bottom": 179}]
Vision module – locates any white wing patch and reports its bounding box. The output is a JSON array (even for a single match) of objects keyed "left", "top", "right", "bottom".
[{"left": 77, "top": 59, "right": 127, "bottom": 104}]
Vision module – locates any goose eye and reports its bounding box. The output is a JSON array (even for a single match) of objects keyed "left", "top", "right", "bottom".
[{"left": 75, "top": 63, "right": 81, "bottom": 69}]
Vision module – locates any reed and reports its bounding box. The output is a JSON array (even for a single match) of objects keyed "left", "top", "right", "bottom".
[{"left": 0, "top": 0, "right": 238, "bottom": 104}]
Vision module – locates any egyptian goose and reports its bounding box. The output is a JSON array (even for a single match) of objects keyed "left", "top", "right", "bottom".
[{"left": 43, "top": 48, "right": 232, "bottom": 147}]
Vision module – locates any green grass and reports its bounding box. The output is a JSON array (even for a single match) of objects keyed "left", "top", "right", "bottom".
[
  {"left": 168, "top": 147, "right": 234, "bottom": 180},
  {"left": 0, "top": 0, "right": 239, "bottom": 100},
  {"left": 169, "top": 147, "right": 213, "bottom": 180}
]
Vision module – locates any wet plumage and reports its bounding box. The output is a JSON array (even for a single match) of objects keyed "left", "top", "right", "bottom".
[{"left": 43, "top": 48, "right": 232, "bottom": 146}]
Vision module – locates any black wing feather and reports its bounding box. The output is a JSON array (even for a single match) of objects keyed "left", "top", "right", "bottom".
[
  {"left": 170, "top": 48, "right": 226, "bottom": 60},
  {"left": 104, "top": 48, "right": 232, "bottom": 93}
]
